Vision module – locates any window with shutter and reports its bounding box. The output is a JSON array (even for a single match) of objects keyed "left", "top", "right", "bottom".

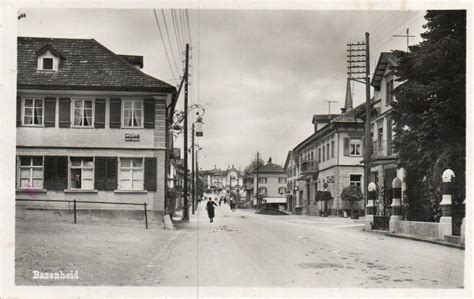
[
  {"left": 144, "top": 99, "right": 155, "bottom": 128},
  {"left": 343, "top": 138, "right": 350, "bottom": 156},
  {"left": 94, "top": 98, "right": 106, "bottom": 128},
  {"left": 144, "top": 157, "right": 157, "bottom": 191},
  {"left": 44, "top": 97, "right": 56, "bottom": 127},
  {"left": 95, "top": 157, "right": 117, "bottom": 190},
  {"left": 16, "top": 95, "right": 21, "bottom": 127},
  {"left": 59, "top": 98, "right": 71, "bottom": 128},
  {"left": 110, "top": 98, "right": 121, "bottom": 128},
  {"left": 44, "top": 156, "right": 68, "bottom": 190}
]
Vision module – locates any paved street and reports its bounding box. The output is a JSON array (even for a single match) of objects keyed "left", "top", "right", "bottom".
[{"left": 159, "top": 203, "right": 464, "bottom": 288}]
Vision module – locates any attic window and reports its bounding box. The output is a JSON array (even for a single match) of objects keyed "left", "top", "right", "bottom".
[
  {"left": 42, "top": 58, "right": 53, "bottom": 70},
  {"left": 37, "top": 48, "right": 60, "bottom": 71}
]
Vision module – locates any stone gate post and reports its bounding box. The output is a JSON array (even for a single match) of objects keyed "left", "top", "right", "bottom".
[
  {"left": 389, "top": 177, "right": 402, "bottom": 232},
  {"left": 364, "top": 182, "right": 377, "bottom": 230},
  {"left": 439, "top": 169, "right": 454, "bottom": 239}
]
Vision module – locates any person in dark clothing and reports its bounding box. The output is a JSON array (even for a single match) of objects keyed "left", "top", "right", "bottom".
[{"left": 206, "top": 198, "right": 218, "bottom": 223}]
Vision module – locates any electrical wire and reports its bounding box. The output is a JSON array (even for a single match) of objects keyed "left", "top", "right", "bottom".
[
  {"left": 153, "top": 8, "right": 178, "bottom": 85},
  {"left": 161, "top": 9, "right": 181, "bottom": 76}
]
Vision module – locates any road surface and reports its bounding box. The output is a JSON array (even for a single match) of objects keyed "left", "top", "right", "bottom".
[{"left": 158, "top": 203, "right": 464, "bottom": 288}]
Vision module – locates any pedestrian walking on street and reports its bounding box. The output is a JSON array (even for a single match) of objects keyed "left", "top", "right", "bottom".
[{"left": 206, "top": 198, "right": 218, "bottom": 223}]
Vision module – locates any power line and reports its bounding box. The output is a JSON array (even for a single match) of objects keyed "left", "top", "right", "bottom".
[
  {"left": 171, "top": 9, "right": 184, "bottom": 54},
  {"left": 152, "top": 9, "right": 178, "bottom": 85},
  {"left": 161, "top": 9, "right": 181, "bottom": 75}
]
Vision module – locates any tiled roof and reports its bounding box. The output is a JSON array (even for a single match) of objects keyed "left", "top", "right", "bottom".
[
  {"left": 255, "top": 163, "right": 285, "bottom": 174},
  {"left": 17, "top": 36, "right": 175, "bottom": 93}
]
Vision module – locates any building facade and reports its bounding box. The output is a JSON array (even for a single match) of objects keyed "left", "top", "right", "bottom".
[
  {"left": 251, "top": 158, "right": 287, "bottom": 209},
  {"left": 369, "top": 52, "right": 405, "bottom": 215},
  {"left": 202, "top": 165, "right": 244, "bottom": 193},
  {"left": 16, "top": 37, "right": 176, "bottom": 217},
  {"left": 283, "top": 151, "right": 299, "bottom": 213}
]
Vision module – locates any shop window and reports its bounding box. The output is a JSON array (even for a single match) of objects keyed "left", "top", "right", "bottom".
[
  {"left": 119, "top": 158, "right": 144, "bottom": 190},
  {"left": 69, "top": 157, "right": 94, "bottom": 189},
  {"left": 18, "top": 156, "right": 43, "bottom": 189},
  {"left": 23, "top": 98, "right": 43, "bottom": 126}
]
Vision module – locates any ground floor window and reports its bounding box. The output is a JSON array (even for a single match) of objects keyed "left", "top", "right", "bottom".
[
  {"left": 119, "top": 158, "right": 144, "bottom": 190},
  {"left": 18, "top": 156, "right": 43, "bottom": 189},
  {"left": 258, "top": 187, "right": 267, "bottom": 195},
  {"left": 69, "top": 157, "right": 94, "bottom": 189},
  {"left": 350, "top": 174, "right": 362, "bottom": 187}
]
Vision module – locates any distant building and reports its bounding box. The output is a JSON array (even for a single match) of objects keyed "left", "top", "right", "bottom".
[
  {"left": 251, "top": 158, "right": 287, "bottom": 209},
  {"left": 15, "top": 37, "right": 176, "bottom": 218},
  {"left": 201, "top": 165, "right": 244, "bottom": 193}
]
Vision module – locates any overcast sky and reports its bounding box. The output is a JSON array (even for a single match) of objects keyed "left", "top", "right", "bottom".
[{"left": 17, "top": 7, "right": 427, "bottom": 171}]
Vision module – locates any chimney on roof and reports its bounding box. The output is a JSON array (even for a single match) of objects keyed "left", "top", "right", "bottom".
[
  {"left": 118, "top": 54, "right": 144, "bottom": 69},
  {"left": 232, "top": 164, "right": 234, "bottom": 168},
  {"left": 268, "top": 157, "right": 272, "bottom": 164},
  {"left": 343, "top": 78, "right": 353, "bottom": 113}
]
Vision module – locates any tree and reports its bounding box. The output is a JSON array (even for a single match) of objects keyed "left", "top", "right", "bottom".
[
  {"left": 392, "top": 10, "right": 466, "bottom": 221},
  {"left": 341, "top": 185, "right": 363, "bottom": 219},
  {"left": 244, "top": 157, "right": 265, "bottom": 172}
]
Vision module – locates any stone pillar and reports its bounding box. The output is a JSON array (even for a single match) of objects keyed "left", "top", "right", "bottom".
[
  {"left": 365, "top": 182, "right": 377, "bottom": 231},
  {"left": 439, "top": 169, "right": 454, "bottom": 238},
  {"left": 389, "top": 178, "right": 403, "bottom": 232},
  {"left": 367, "top": 182, "right": 377, "bottom": 216}
]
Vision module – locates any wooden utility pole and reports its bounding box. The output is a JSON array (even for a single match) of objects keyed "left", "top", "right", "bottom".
[
  {"left": 183, "top": 43, "right": 190, "bottom": 221},
  {"left": 191, "top": 123, "right": 195, "bottom": 215},
  {"left": 255, "top": 151, "right": 260, "bottom": 210},
  {"left": 363, "top": 32, "right": 372, "bottom": 215},
  {"left": 347, "top": 34, "right": 371, "bottom": 214}
]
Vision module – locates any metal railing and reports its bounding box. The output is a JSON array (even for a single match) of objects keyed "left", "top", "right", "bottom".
[{"left": 16, "top": 199, "right": 149, "bottom": 229}]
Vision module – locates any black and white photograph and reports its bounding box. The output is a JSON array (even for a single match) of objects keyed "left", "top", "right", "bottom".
[{"left": 0, "top": 0, "right": 472, "bottom": 298}]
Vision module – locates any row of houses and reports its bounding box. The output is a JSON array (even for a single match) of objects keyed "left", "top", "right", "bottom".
[{"left": 283, "top": 52, "right": 403, "bottom": 217}]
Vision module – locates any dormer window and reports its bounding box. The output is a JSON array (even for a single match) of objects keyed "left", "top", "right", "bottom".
[
  {"left": 36, "top": 45, "right": 63, "bottom": 71},
  {"left": 42, "top": 58, "right": 53, "bottom": 70}
]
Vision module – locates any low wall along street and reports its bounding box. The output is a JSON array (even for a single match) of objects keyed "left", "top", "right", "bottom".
[{"left": 389, "top": 219, "right": 451, "bottom": 241}]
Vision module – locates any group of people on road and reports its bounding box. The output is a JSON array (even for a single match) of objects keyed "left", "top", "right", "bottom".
[{"left": 205, "top": 192, "right": 238, "bottom": 223}]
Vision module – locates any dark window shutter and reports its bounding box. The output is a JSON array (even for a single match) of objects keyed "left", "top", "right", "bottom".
[
  {"left": 110, "top": 98, "right": 121, "bottom": 128},
  {"left": 44, "top": 97, "right": 56, "bottom": 127},
  {"left": 144, "top": 157, "right": 157, "bottom": 191},
  {"left": 343, "top": 137, "right": 350, "bottom": 156},
  {"left": 144, "top": 99, "right": 155, "bottom": 128},
  {"left": 95, "top": 157, "right": 106, "bottom": 190},
  {"left": 56, "top": 156, "right": 68, "bottom": 189},
  {"left": 94, "top": 98, "right": 106, "bottom": 128},
  {"left": 105, "top": 157, "right": 118, "bottom": 190},
  {"left": 44, "top": 156, "right": 68, "bottom": 190},
  {"left": 16, "top": 95, "right": 22, "bottom": 127},
  {"left": 59, "top": 98, "right": 71, "bottom": 128}
]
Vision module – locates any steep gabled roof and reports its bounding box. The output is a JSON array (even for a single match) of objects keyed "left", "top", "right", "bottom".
[
  {"left": 18, "top": 36, "right": 175, "bottom": 93},
  {"left": 371, "top": 52, "right": 399, "bottom": 88}
]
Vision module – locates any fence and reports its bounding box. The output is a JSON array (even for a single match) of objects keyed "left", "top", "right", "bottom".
[{"left": 16, "top": 199, "right": 149, "bottom": 229}]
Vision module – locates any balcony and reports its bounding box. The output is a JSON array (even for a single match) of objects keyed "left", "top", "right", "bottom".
[
  {"left": 372, "top": 140, "right": 396, "bottom": 158},
  {"left": 300, "top": 159, "right": 319, "bottom": 175}
]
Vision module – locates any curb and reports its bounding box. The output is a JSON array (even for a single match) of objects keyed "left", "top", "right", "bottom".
[{"left": 366, "top": 229, "right": 465, "bottom": 250}]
